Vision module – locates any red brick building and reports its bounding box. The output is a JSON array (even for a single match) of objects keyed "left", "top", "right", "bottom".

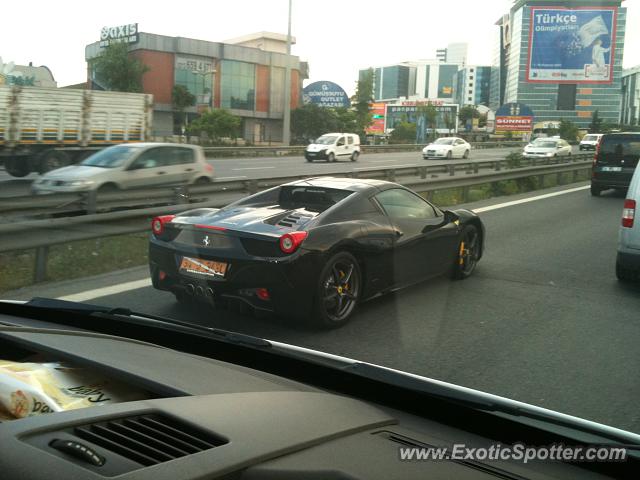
[{"left": 86, "top": 31, "right": 307, "bottom": 143}]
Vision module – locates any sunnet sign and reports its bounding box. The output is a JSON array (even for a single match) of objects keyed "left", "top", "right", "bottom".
[
  {"left": 495, "top": 103, "right": 534, "bottom": 134},
  {"left": 527, "top": 7, "right": 617, "bottom": 84}
]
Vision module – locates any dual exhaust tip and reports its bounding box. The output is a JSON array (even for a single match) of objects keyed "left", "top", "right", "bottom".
[{"left": 184, "top": 284, "right": 213, "bottom": 297}]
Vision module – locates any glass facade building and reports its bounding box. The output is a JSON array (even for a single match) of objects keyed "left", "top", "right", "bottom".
[
  {"left": 493, "top": 0, "right": 626, "bottom": 128},
  {"left": 453, "top": 66, "right": 492, "bottom": 107},
  {"left": 220, "top": 60, "right": 256, "bottom": 111}
]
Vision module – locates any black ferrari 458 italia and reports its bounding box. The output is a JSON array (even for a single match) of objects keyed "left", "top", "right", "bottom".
[{"left": 149, "top": 177, "right": 485, "bottom": 328}]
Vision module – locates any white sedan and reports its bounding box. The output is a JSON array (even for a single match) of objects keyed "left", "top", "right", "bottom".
[
  {"left": 422, "top": 137, "right": 471, "bottom": 159},
  {"left": 522, "top": 138, "right": 572, "bottom": 159}
]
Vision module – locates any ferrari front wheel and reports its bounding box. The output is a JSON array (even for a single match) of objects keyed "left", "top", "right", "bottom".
[
  {"left": 313, "top": 252, "right": 361, "bottom": 328},
  {"left": 453, "top": 225, "right": 480, "bottom": 279}
]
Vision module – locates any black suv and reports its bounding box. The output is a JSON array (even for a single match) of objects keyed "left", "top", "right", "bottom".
[{"left": 591, "top": 133, "right": 640, "bottom": 196}]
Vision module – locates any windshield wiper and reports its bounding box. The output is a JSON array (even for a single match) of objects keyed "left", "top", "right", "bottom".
[{"left": 22, "top": 297, "right": 271, "bottom": 348}]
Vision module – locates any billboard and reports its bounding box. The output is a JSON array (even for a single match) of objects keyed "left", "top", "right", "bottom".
[
  {"left": 302, "top": 81, "right": 350, "bottom": 108},
  {"left": 100, "top": 24, "right": 139, "bottom": 48},
  {"left": 385, "top": 104, "right": 459, "bottom": 142},
  {"left": 527, "top": 7, "right": 617, "bottom": 84},
  {"left": 366, "top": 103, "right": 386, "bottom": 135},
  {"left": 495, "top": 103, "right": 534, "bottom": 134}
]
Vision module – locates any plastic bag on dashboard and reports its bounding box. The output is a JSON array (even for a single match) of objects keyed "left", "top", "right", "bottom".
[{"left": 0, "top": 359, "right": 149, "bottom": 421}]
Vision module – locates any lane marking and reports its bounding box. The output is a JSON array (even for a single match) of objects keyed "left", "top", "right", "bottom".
[
  {"left": 232, "top": 166, "right": 276, "bottom": 171},
  {"left": 473, "top": 185, "right": 590, "bottom": 213},
  {"left": 57, "top": 279, "right": 152, "bottom": 302},
  {"left": 215, "top": 176, "right": 247, "bottom": 181},
  {"left": 52, "top": 184, "right": 590, "bottom": 302}
]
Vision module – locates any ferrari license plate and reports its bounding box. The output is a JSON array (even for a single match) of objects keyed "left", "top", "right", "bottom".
[
  {"left": 179, "top": 257, "right": 228, "bottom": 278},
  {"left": 601, "top": 166, "right": 622, "bottom": 172}
]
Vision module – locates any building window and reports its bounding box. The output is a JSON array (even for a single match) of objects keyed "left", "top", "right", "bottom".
[
  {"left": 174, "top": 56, "right": 214, "bottom": 106},
  {"left": 220, "top": 60, "right": 256, "bottom": 111},
  {"left": 557, "top": 84, "right": 577, "bottom": 111},
  {"left": 469, "top": 83, "right": 473, "bottom": 87},
  {"left": 468, "top": 90, "right": 473, "bottom": 94}
]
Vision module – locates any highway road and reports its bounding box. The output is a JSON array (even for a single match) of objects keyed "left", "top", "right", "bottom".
[
  {"left": 0, "top": 145, "right": 568, "bottom": 197},
  {"left": 3, "top": 181, "right": 639, "bottom": 435}
]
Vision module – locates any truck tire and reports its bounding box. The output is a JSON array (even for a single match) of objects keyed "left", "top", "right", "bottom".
[
  {"left": 4, "top": 158, "right": 31, "bottom": 178},
  {"left": 37, "top": 150, "right": 71, "bottom": 174}
]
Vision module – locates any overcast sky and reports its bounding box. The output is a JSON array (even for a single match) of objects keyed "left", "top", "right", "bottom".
[{"left": 1, "top": 0, "right": 638, "bottom": 95}]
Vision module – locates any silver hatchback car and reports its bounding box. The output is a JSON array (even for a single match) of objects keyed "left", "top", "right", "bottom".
[
  {"left": 617, "top": 161, "right": 640, "bottom": 281},
  {"left": 32, "top": 143, "right": 214, "bottom": 194}
]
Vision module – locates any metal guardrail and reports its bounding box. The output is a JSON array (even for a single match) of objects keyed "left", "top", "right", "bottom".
[
  {"left": 202, "top": 141, "right": 527, "bottom": 158},
  {"left": 0, "top": 154, "right": 592, "bottom": 284},
  {"left": 0, "top": 153, "right": 585, "bottom": 220}
]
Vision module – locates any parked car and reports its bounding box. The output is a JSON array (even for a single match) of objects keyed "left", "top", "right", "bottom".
[
  {"left": 617, "top": 161, "right": 640, "bottom": 282},
  {"left": 31, "top": 143, "right": 214, "bottom": 194},
  {"left": 591, "top": 132, "right": 640, "bottom": 196},
  {"left": 522, "top": 138, "right": 572, "bottom": 159},
  {"left": 305, "top": 133, "right": 360, "bottom": 162},
  {"left": 422, "top": 137, "right": 470, "bottom": 159},
  {"left": 149, "top": 177, "right": 484, "bottom": 328},
  {"left": 579, "top": 133, "right": 603, "bottom": 151}
]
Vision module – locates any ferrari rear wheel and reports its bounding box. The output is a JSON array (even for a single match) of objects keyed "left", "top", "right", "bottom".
[
  {"left": 313, "top": 251, "right": 361, "bottom": 328},
  {"left": 453, "top": 225, "right": 480, "bottom": 279}
]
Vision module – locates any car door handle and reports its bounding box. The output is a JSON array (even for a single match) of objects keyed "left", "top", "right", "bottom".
[
  {"left": 157, "top": 171, "right": 167, "bottom": 175},
  {"left": 185, "top": 168, "right": 194, "bottom": 172}
]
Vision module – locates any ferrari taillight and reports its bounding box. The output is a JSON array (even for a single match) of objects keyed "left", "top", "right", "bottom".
[
  {"left": 622, "top": 200, "right": 636, "bottom": 228},
  {"left": 279, "top": 231, "right": 308, "bottom": 254},
  {"left": 151, "top": 215, "right": 175, "bottom": 236}
]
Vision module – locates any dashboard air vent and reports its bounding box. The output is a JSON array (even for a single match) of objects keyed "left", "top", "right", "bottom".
[{"left": 74, "top": 414, "right": 226, "bottom": 466}]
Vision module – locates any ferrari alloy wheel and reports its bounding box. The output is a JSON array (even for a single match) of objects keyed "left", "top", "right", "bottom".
[
  {"left": 314, "top": 252, "right": 361, "bottom": 328},
  {"left": 453, "top": 225, "right": 480, "bottom": 279}
]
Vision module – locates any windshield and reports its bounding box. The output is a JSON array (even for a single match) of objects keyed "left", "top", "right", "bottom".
[
  {"left": 2, "top": 0, "right": 640, "bottom": 449},
  {"left": 81, "top": 145, "right": 140, "bottom": 168},
  {"left": 314, "top": 135, "right": 338, "bottom": 145}
]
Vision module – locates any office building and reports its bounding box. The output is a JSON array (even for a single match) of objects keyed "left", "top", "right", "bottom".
[
  {"left": 490, "top": 0, "right": 627, "bottom": 128},
  {"left": 453, "top": 66, "right": 492, "bottom": 107},
  {"left": 621, "top": 66, "right": 640, "bottom": 126},
  {"left": 86, "top": 29, "right": 307, "bottom": 141}
]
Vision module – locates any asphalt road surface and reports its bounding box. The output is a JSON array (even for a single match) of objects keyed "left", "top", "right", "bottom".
[
  {"left": 4, "top": 182, "right": 638, "bottom": 435},
  {"left": 1, "top": 146, "right": 579, "bottom": 197}
]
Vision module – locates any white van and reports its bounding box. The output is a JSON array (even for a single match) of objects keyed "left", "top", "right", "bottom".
[
  {"left": 304, "top": 133, "right": 361, "bottom": 162},
  {"left": 617, "top": 160, "right": 640, "bottom": 282}
]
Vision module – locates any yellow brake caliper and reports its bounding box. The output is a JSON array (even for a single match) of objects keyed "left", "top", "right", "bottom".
[{"left": 459, "top": 241, "right": 466, "bottom": 266}]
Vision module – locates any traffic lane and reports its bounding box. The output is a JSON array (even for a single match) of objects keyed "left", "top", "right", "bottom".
[
  {"left": 0, "top": 146, "right": 530, "bottom": 197},
  {"left": 209, "top": 146, "right": 529, "bottom": 179},
  {"left": 53, "top": 187, "right": 640, "bottom": 433}
]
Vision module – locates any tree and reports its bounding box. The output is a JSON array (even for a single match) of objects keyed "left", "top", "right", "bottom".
[
  {"left": 417, "top": 103, "right": 438, "bottom": 142},
  {"left": 333, "top": 107, "right": 359, "bottom": 133},
  {"left": 389, "top": 122, "right": 417, "bottom": 144},
  {"left": 588, "top": 110, "right": 604, "bottom": 133},
  {"left": 172, "top": 85, "right": 196, "bottom": 133},
  {"left": 291, "top": 103, "right": 338, "bottom": 142},
  {"left": 353, "top": 68, "right": 374, "bottom": 137},
  {"left": 187, "top": 109, "right": 241, "bottom": 143},
  {"left": 92, "top": 43, "right": 149, "bottom": 92},
  {"left": 458, "top": 105, "right": 480, "bottom": 126},
  {"left": 558, "top": 119, "right": 580, "bottom": 143}
]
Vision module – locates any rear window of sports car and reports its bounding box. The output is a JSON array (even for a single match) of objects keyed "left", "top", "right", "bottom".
[{"left": 279, "top": 186, "right": 354, "bottom": 212}]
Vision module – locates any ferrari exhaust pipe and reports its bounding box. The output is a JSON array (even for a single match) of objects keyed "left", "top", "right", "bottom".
[
  {"left": 206, "top": 288, "right": 214, "bottom": 297},
  {"left": 185, "top": 284, "right": 195, "bottom": 295},
  {"left": 195, "top": 286, "right": 204, "bottom": 296}
]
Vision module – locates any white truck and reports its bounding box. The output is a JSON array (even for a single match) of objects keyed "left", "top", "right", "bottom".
[{"left": 0, "top": 85, "right": 153, "bottom": 177}]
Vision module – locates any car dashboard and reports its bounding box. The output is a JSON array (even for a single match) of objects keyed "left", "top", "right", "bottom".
[{"left": 0, "top": 310, "right": 628, "bottom": 480}]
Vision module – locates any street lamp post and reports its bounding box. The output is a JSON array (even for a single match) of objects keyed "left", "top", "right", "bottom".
[{"left": 282, "top": 0, "right": 293, "bottom": 146}]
